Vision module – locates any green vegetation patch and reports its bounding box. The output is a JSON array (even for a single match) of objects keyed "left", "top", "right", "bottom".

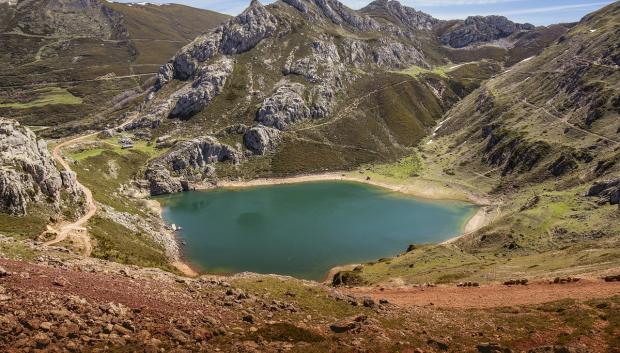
[
  {"left": 363, "top": 153, "right": 422, "bottom": 180},
  {"left": 71, "top": 149, "right": 150, "bottom": 214},
  {"left": 0, "top": 87, "right": 82, "bottom": 109},
  {"left": 89, "top": 216, "right": 173, "bottom": 272},
  {"left": 232, "top": 277, "right": 365, "bottom": 319},
  {"left": 0, "top": 207, "right": 51, "bottom": 239},
  {"left": 395, "top": 63, "right": 464, "bottom": 79},
  {"left": 68, "top": 137, "right": 163, "bottom": 161}
]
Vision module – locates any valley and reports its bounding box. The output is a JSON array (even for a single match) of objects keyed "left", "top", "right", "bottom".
[{"left": 0, "top": 0, "right": 619, "bottom": 352}]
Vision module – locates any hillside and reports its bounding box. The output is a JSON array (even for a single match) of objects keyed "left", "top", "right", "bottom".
[
  {"left": 1, "top": 0, "right": 619, "bottom": 352},
  {"left": 343, "top": 1, "right": 620, "bottom": 285},
  {"left": 0, "top": 0, "right": 229, "bottom": 137}
]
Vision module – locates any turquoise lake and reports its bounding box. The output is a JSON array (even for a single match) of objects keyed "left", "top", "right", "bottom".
[{"left": 158, "top": 181, "right": 477, "bottom": 280}]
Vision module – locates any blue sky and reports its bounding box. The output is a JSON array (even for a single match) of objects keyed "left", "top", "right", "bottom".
[{"left": 115, "top": 0, "right": 615, "bottom": 25}]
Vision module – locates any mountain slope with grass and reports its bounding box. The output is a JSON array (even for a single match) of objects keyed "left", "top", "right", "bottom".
[
  {"left": 0, "top": 0, "right": 229, "bottom": 137},
  {"left": 129, "top": 0, "right": 555, "bottom": 194},
  {"left": 1, "top": 1, "right": 619, "bottom": 352},
  {"left": 341, "top": 1, "right": 620, "bottom": 286}
]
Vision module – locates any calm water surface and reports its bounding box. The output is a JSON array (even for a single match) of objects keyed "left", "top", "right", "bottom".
[{"left": 158, "top": 181, "right": 477, "bottom": 280}]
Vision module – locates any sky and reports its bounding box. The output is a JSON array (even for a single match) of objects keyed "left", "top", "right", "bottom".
[{"left": 114, "top": 0, "right": 615, "bottom": 25}]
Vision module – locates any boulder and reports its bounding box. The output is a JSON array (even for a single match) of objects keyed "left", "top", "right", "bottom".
[
  {"left": 478, "top": 342, "right": 513, "bottom": 353},
  {"left": 586, "top": 178, "right": 620, "bottom": 207},
  {"left": 332, "top": 270, "right": 364, "bottom": 286},
  {"left": 243, "top": 125, "right": 282, "bottom": 155},
  {"left": 145, "top": 166, "right": 184, "bottom": 196},
  {"left": 329, "top": 315, "right": 366, "bottom": 333},
  {"left": 256, "top": 83, "right": 311, "bottom": 130}
]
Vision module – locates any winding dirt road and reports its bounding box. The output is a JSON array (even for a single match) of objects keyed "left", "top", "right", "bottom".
[{"left": 43, "top": 113, "right": 138, "bottom": 256}]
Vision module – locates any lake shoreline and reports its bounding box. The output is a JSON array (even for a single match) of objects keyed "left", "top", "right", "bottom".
[
  {"left": 207, "top": 172, "right": 492, "bottom": 205},
  {"left": 175, "top": 172, "right": 498, "bottom": 282}
]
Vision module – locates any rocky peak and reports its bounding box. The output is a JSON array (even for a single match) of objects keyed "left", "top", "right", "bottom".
[
  {"left": 285, "top": 0, "right": 380, "bottom": 31},
  {"left": 220, "top": 0, "right": 278, "bottom": 54},
  {"left": 362, "top": 0, "right": 437, "bottom": 30},
  {"left": 440, "top": 15, "right": 535, "bottom": 48},
  {"left": 156, "top": 0, "right": 276, "bottom": 86}
]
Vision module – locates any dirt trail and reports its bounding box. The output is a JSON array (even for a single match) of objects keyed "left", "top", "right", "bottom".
[
  {"left": 346, "top": 279, "right": 620, "bottom": 309},
  {"left": 43, "top": 113, "right": 138, "bottom": 256}
]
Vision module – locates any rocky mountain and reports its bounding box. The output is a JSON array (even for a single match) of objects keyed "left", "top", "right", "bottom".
[
  {"left": 0, "top": 118, "right": 84, "bottom": 216},
  {"left": 438, "top": 15, "right": 535, "bottom": 48},
  {"left": 1, "top": 1, "right": 619, "bottom": 352},
  {"left": 0, "top": 0, "right": 229, "bottom": 137},
  {"left": 360, "top": 0, "right": 437, "bottom": 31},
  {"left": 1, "top": 0, "right": 126, "bottom": 38},
  {"left": 134, "top": 0, "right": 542, "bottom": 193}
]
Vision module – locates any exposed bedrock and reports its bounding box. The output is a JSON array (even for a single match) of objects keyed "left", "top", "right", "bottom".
[
  {"left": 256, "top": 83, "right": 311, "bottom": 130},
  {"left": 0, "top": 118, "right": 83, "bottom": 215},
  {"left": 587, "top": 178, "right": 620, "bottom": 208},
  {"left": 441, "top": 15, "right": 535, "bottom": 48},
  {"left": 169, "top": 57, "right": 235, "bottom": 119},
  {"left": 156, "top": 0, "right": 276, "bottom": 86},
  {"left": 243, "top": 125, "right": 283, "bottom": 155},
  {"left": 146, "top": 137, "right": 240, "bottom": 195}
]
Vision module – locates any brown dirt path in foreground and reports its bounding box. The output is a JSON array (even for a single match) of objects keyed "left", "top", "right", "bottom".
[{"left": 346, "top": 279, "right": 620, "bottom": 309}]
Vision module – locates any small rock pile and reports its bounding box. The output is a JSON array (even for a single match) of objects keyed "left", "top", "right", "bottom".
[
  {"left": 551, "top": 277, "right": 580, "bottom": 284},
  {"left": 457, "top": 281, "right": 480, "bottom": 287}
]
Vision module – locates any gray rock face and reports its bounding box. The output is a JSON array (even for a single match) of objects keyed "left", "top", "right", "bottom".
[
  {"left": 145, "top": 166, "right": 184, "bottom": 196},
  {"left": 156, "top": 0, "right": 275, "bottom": 86},
  {"left": 362, "top": 0, "right": 437, "bottom": 30},
  {"left": 441, "top": 16, "right": 535, "bottom": 48},
  {"left": 146, "top": 136, "right": 240, "bottom": 195},
  {"left": 313, "top": 0, "right": 379, "bottom": 31},
  {"left": 160, "top": 137, "right": 240, "bottom": 172},
  {"left": 587, "top": 178, "right": 620, "bottom": 207},
  {"left": 256, "top": 83, "right": 311, "bottom": 130},
  {"left": 373, "top": 38, "right": 426, "bottom": 68},
  {"left": 169, "top": 57, "right": 234, "bottom": 119},
  {"left": 244, "top": 125, "right": 283, "bottom": 155},
  {"left": 0, "top": 118, "right": 81, "bottom": 215},
  {"left": 282, "top": 0, "right": 308, "bottom": 13},
  {"left": 219, "top": 0, "right": 278, "bottom": 54}
]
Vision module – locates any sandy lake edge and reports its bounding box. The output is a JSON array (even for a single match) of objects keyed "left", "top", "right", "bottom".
[{"left": 182, "top": 172, "right": 500, "bottom": 282}]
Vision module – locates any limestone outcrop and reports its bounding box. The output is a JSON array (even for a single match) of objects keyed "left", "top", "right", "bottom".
[
  {"left": 362, "top": 0, "right": 438, "bottom": 30},
  {"left": 0, "top": 118, "right": 82, "bottom": 215},
  {"left": 156, "top": 0, "right": 276, "bottom": 87},
  {"left": 587, "top": 178, "right": 620, "bottom": 207},
  {"left": 169, "top": 57, "right": 234, "bottom": 119},
  {"left": 145, "top": 166, "right": 185, "bottom": 196},
  {"left": 243, "top": 125, "right": 283, "bottom": 155},
  {"left": 440, "top": 16, "right": 535, "bottom": 48},
  {"left": 145, "top": 136, "right": 240, "bottom": 195},
  {"left": 256, "top": 83, "right": 310, "bottom": 130}
]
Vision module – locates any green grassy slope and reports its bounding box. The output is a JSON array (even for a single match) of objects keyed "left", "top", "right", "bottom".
[
  {"left": 339, "top": 2, "right": 620, "bottom": 286},
  {"left": 0, "top": 2, "right": 229, "bottom": 136}
]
